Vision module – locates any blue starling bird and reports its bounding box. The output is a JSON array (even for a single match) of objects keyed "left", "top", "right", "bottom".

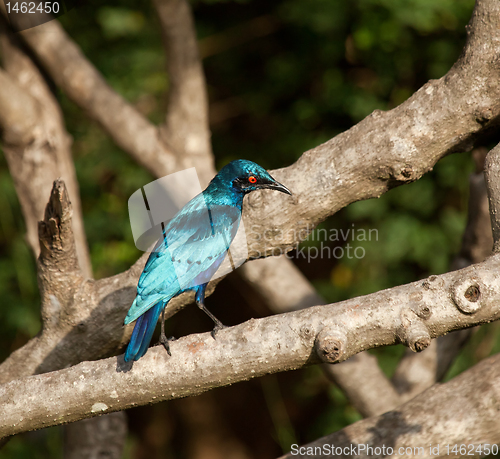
[{"left": 124, "top": 159, "right": 291, "bottom": 362}]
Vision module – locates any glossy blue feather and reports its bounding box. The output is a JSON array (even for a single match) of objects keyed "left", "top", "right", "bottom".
[{"left": 124, "top": 160, "right": 291, "bottom": 362}]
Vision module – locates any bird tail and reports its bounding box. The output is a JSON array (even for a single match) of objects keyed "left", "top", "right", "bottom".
[{"left": 124, "top": 301, "right": 163, "bottom": 362}]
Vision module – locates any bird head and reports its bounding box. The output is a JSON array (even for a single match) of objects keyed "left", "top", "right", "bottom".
[{"left": 217, "top": 159, "right": 292, "bottom": 196}]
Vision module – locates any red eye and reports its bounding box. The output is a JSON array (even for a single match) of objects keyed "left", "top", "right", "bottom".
[{"left": 248, "top": 176, "right": 257, "bottom": 184}]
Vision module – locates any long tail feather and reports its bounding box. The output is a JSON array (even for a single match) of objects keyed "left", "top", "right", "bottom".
[{"left": 124, "top": 302, "right": 163, "bottom": 362}]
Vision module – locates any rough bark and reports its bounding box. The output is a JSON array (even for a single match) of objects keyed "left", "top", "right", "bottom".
[
  {"left": 0, "top": 20, "right": 91, "bottom": 277},
  {"left": 2, "top": 250, "right": 500, "bottom": 437},
  {"left": 279, "top": 353, "right": 500, "bottom": 459},
  {"left": 485, "top": 143, "right": 500, "bottom": 252},
  {"left": 240, "top": 257, "right": 401, "bottom": 417},
  {"left": 3, "top": 0, "right": 499, "bottom": 258},
  {"left": 391, "top": 153, "right": 493, "bottom": 403},
  {"left": 0, "top": 0, "right": 500, "bottom": 449}
]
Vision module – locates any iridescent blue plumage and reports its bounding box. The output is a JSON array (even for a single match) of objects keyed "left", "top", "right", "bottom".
[{"left": 124, "top": 159, "right": 291, "bottom": 362}]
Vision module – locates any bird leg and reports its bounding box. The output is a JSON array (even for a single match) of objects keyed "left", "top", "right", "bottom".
[
  {"left": 195, "top": 283, "right": 227, "bottom": 339},
  {"left": 159, "top": 306, "right": 175, "bottom": 356}
]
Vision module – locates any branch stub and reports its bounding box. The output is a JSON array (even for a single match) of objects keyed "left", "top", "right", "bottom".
[
  {"left": 452, "top": 276, "right": 484, "bottom": 314},
  {"left": 315, "top": 326, "right": 347, "bottom": 363}
]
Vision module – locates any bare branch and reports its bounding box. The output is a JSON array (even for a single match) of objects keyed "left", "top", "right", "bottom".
[
  {"left": 239, "top": 256, "right": 323, "bottom": 313},
  {"left": 322, "top": 353, "right": 401, "bottom": 417},
  {"left": 63, "top": 412, "right": 126, "bottom": 459},
  {"left": 280, "top": 353, "right": 500, "bottom": 458},
  {"left": 9, "top": 19, "right": 179, "bottom": 178},
  {"left": 2, "top": 253, "right": 500, "bottom": 437},
  {"left": 485, "top": 143, "right": 500, "bottom": 252},
  {"left": 240, "top": 257, "right": 400, "bottom": 417},
  {"left": 0, "top": 24, "right": 92, "bottom": 276},
  {"left": 242, "top": 0, "right": 500, "bottom": 257},
  {"left": 392, "top": 149, "right": 493, "bottom": 402},
  {"left": 153, "top": 0, "right": 214, "bottom": 184}
]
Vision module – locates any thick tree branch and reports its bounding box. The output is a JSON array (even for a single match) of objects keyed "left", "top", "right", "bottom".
[
  {"left": 2, "top": 252, "right": 500, "bottom": 437},
  {"left": 0, "top": 23, "right": 92, "bottom": 277},
  {"left": 241, "top": 0, "right": 500, "bottom": 257},
  {"left": 240, "top": 258, "right": 400, "bottom": 417},
  {"left": 280, "top": 353, "right": 500, "bottom": 459},
  {"left": 392, "top": 149, "right": 493, "bottom": 402},
  {"left": 0, "top": 0, "right": 498, "bottom": 398},
  {"left": 8, "top": 19, "right": 180, "bottom": 178},
  {"left": 153, "top": 0, "right": 214, "bottom": 185}
]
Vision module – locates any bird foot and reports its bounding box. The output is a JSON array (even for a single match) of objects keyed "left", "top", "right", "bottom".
[
  {"left": 211, "top": 323, "right": 228, "bottom": 340},
  {"left": 159, "top": 333, "right": 175, "bottom": 356}
]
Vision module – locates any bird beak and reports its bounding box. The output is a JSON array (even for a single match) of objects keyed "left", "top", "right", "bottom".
[{"left": 262, "top": 179, "right": 292, "bottom": 196}]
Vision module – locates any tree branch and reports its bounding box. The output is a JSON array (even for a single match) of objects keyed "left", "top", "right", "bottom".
[
  {"left": 485, "top": 143, "right": 500, "bottom": 252},
  {"left": 240, "top": 257, "right": 400, "bottom": 417},
  {"left": 63, "top": 412, "right": 127, "bottom": 459},
  {"left": 152, "top": 0, "right": 214, "bottom": 185},
  {"left": 8, "top": 18, "right": 180, "bottom": 178},
  {"left": 2, "top": 251, "right": 500, "bottom": 437},
  {"left": 241, "top": 0, "right": 500, "bottom": 257},
  {"left": 279, "top": 352, "right": 500, "bottom": 458},
  {"left": 391, "top": 148, "right": 493, "bottom": 402},
  {"left": 0, "top": 22, "right": 92, "bottom": 277}
]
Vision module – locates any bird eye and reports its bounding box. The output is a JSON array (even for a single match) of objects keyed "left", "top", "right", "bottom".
[{"left": 248, "top": 175, "right": 257, "bottom": 184}]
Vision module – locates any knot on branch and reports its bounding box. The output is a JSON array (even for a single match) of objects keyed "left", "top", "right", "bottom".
[
  {"left": 38, "top": 179, "right": 74, "bottom": 257},
  {"left": 399, "top": 308, "right": 431, "bottom": 352},
  {"left": 315, "top": 326, "right": 347, "bottom": 363},
  {"left": 390, "top": 163, "right": 415, "bottom": 183},
  {"left": 452, "top": 275, "right": 484, "bottom": 314},
  {"left": 409, "top": 300, "right": 432, "bottom": 320},
  {"left": 475, "top": 107, "right": 493, "bottom": 126}
]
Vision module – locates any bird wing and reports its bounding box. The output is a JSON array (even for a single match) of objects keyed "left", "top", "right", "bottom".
[{"left": 124, "top": 194, "right": 241, "bottom": 324}]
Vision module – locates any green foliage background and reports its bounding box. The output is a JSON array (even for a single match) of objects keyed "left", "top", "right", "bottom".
[{"left": 2, "top": 0, "right": 498, "bottom": 457}]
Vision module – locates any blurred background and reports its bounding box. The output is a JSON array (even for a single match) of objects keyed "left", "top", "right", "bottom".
[{"left": 2, "top": 0, "right": 498, "bottom": 457}]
